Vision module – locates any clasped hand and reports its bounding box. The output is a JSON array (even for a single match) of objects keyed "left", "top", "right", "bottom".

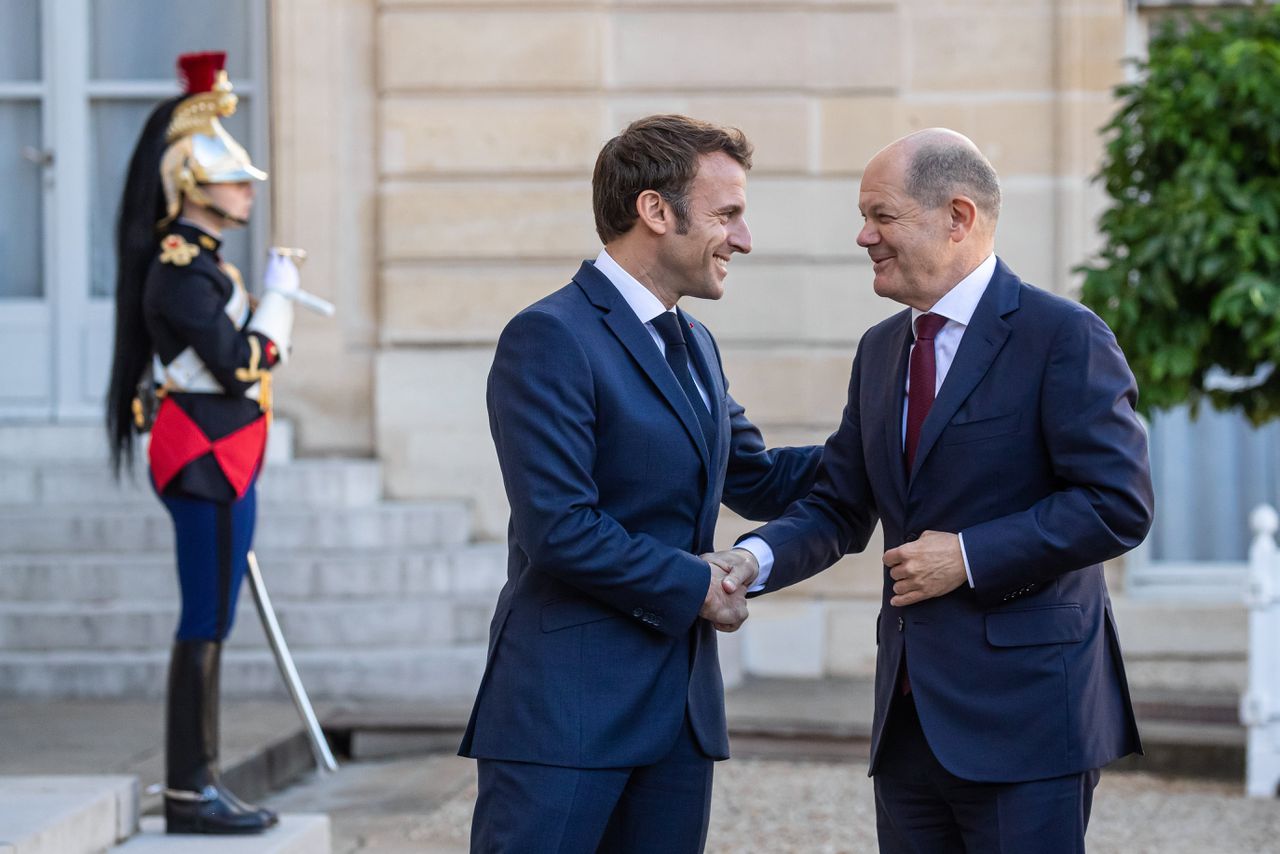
[
  {"left": 697, "top": 548, "right": 759, "bottom": 632},
  {"left": 884, "top": 530, "right": 967, "bottom": 607}
]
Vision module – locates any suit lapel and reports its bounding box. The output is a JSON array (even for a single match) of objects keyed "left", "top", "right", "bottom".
[
  {"left": 908, "top": 260, "right": 1020, "bottom": 483},
  {"left": 879, "top": 311, "right": 913, "bottom": 508},
  {"left": 573, "top": 263, "right": 713, "bottom": 471}
]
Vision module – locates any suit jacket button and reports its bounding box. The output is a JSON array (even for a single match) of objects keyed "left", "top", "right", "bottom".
[
  {"left": 897, "top": 616, "right": 904, "bottom": 632},
  {"left": 633, "top": 608, "right": 644, "bottom": 618}
]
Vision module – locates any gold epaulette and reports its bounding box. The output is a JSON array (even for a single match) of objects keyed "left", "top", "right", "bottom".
[{"left": 159, "top": 234, "right": 200, "bottom": 266}]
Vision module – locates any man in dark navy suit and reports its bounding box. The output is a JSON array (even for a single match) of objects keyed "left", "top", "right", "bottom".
[
  {"left": 460, "top": 115, "right": 822, "bottom": 852},
  {"left": 710, "top": 129, "right": 1155, "bottom": 853}
]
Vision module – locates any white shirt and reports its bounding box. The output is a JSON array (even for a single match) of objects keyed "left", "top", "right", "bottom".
[
  {"left": 593, "top": 249, "right": 710, "bottom": 408},
  {"left": 902, "top": 252, "right": 996, "bottom": 440},
  {"left": 741, "top": 253, "right": 997, "bottom": 591}
]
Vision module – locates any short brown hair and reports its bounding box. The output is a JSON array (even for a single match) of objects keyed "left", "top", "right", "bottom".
[{"left": 592, "top": 114, "right": 753, "bottom": 243}]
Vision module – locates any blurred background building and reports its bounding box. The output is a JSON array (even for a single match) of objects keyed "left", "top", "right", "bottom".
[{"left": 0, "top": 0, "right": 1262, "bottom": 702}]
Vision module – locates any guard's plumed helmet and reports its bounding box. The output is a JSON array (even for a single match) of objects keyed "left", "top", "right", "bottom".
[{"left": 158, "top": 51, "right": 265, "bottom": 226}]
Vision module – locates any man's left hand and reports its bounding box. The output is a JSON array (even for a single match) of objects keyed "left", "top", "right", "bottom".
[
  {"left": 699, "top": 562, "right": 750, "bottom": 632},
  {"left": 883, "top": 530, "right": 966, "bottom": 607}
]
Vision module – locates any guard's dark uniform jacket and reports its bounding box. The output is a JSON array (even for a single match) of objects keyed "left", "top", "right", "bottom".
[{"left": 143, "top": 221, "right": 281, "bottom": 503}]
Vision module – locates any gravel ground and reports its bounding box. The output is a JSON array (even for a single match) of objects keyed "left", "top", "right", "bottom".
[{"left": 268, "top": 754, "right": 1280, "bottom": 853}]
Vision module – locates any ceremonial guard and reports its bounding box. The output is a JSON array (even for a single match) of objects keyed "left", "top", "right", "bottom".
[{"left": 105, "top": 51, "right": 298, "bottom": 835}]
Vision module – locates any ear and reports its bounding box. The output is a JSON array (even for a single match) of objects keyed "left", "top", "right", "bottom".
[
  {"left": 948, "top": 195, "right": 979, "bottom": 243},
  {"left": 634, "top": 189, "right": 672, "bottom": 236}
]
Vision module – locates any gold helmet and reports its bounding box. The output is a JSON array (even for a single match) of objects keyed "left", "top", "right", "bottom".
[{"left": 159, "top": 51, "right": 266, "bottom": 226}]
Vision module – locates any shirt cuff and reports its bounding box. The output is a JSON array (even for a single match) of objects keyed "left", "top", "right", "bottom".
[
  {"left": 736, "top": 536, "right": 774, "bottom": 593},
  {"left": 958, "top": 531, "right": 974, "bottom": 588}
]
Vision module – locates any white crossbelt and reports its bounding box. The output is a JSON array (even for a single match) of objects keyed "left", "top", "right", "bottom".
[
  {"left": 153, "top": 280, "right": 261, "bottom": 400},
  {"left": 155, "top": 349, "right": 261, "bottom": 401}
]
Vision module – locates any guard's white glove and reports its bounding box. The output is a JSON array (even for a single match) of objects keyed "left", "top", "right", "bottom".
[
  {"left": 249, "top": 251, "right": 298, "bottom": 362},
  {"left": 263, "top": 250, "right": 300, "bottom": 296}
]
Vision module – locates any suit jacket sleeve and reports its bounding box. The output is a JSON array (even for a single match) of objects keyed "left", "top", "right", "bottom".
[
  {"left": 960, "top": 306, "right": 1154, "bottom": 607},
  {"left": 487, "top": 309, "right": 709, "bottom": 638},
  {"left": 746, "top": 338, "right": 881, "bottom": 592}
]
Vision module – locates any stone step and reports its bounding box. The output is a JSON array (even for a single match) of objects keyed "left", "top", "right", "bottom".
[
  {"left": 0, "top": 459, "right": 383, "bottom": 509},
  {"left": 0, "top": 775, "right": 138, "bottom": 854},
  {"left": 0, "top": 423, "right": 126, "bottom": 464},
  {"left": 113, "top": 814, "right": 329, "bottom": 853},
  {"left": 0, "top": 420, "right": 294, "bottom": 464},
  {"left": 0, "top": 543, "right": 507, "bottom": 602},
  {"left": 1124, "top": 658, "right": 1248, "bottom": 695},
  {"left": 0, "top": 501, "right": 472, "bottom": 553},
  {"left": 0, "top": 596, "right": 497, "bottom": 651},
  {"left": 1111, "top": 598, "right": 1248, "bottom": 657},
  {"left": 0, "top": 645, "right": 489, "bottom": 701},
  {"left": 1111, "top": 599, "right": 1249, "bottom": 695}
]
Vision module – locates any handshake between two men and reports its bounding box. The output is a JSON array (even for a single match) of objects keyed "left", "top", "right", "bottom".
[
  {"left": 698, "top": 529, "right": 969, "bottom": 632},
  {"left": 465, "top": 120, "right": 1157, "bottom": 853}
]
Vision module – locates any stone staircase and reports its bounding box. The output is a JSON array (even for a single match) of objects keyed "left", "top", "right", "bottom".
[
  {"left": 0, "top": 774, "right": 329, "bottom": 854},
  {"left": 0, "top": 422, "right": 504, "bottom": 703},
  {"left": 0, "top": 776, "right": 138, "bottom": 854}
]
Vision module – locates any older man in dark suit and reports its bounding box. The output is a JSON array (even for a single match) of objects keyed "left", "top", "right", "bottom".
[{"left": 710, "top": 128, "right": 1155, "bottom": 853}]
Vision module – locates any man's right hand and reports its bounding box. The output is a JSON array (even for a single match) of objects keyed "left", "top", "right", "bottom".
[
  {"left": 702, "top": 547, "right": 760, "bottom": 595},
  {"left": 700, "top": 562, "right": 749, "bottom": 632}
]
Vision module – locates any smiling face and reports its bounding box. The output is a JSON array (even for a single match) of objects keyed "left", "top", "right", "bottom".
[
  {"left": 856, "top": 148, "right": 955, "bottom": 311},
  {"left": 654, "top": 151, "right": 752, "bottom": 304}
]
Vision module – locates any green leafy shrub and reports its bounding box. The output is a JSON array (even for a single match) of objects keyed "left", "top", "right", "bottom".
[{"left": 1079, "top": 2, "right": 1280, "bottom": 424}]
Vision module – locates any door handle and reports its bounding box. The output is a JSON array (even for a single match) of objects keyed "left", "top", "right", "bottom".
[{"left": 21, "top": 146, "right": 54, "bottom": 167}]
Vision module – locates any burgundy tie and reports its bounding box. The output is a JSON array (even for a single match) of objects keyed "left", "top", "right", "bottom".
[
  {"left": 898, "top": 313, "right": 945, "bottom": 697},
  {"left": 904, "top": 313, "right": 947, "bottom": 474}
]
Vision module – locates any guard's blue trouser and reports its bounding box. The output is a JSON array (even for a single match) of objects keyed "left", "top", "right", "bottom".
[{"left": 155, "top": 477, "right": 258, "bottom": 641}]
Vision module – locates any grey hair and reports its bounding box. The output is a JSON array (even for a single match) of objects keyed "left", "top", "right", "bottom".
[{"left": 904, "top": 143, "right": 1001, "bottom": 222}]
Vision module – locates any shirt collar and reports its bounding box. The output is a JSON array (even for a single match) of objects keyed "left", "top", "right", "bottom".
[
  {"left": 910, "top": 252, "right": 996, "bottom": 336},
  {"left": 594, "top": 249, "right": 674, "bottom": 325}
]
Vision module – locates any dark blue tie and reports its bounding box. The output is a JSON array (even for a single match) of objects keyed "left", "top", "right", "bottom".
[{"left": 652, "top": 312, "right": 716, "bottom": 454}]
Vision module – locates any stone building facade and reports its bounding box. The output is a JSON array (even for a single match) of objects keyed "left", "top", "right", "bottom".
[{"left": 268, "top": 0, "right": 1129, "bottom": 678}]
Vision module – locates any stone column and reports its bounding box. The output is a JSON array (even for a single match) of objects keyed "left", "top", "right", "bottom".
[{"left": 269, "top": 0, "right": 378, "bottom": 454}]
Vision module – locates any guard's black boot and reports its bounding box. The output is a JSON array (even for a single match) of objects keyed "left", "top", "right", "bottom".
[{"left": 164, "top": 640, "right": 279, "bottom": 834}]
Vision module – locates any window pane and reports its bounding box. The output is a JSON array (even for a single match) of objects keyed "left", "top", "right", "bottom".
[
  {"left": 0, "top": 102, "right": 43, "bottom": 297},
  {"left": 1148, "top": 406, "right": 1280, "bottom": 562},
  {"left": 91, "top": 99, "right": 255, "bottom": 298},
  {"left": 90, "top": 0, "right": 251, "bottom": 80},
  {"left": 0, "top": 0, "right": 40, "bottom": 81}
]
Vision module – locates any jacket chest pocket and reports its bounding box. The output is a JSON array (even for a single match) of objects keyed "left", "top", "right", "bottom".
[{"left": 943, "top": 411, "right": 1021, "bottom": 446}]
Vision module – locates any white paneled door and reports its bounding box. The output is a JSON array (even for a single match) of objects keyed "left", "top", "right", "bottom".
[
  {"left": 0, "top": 0, "right": 51, "bottom": 416},
  {"left": 0, "top": 0, "right": 268, "bottom": 420}
]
